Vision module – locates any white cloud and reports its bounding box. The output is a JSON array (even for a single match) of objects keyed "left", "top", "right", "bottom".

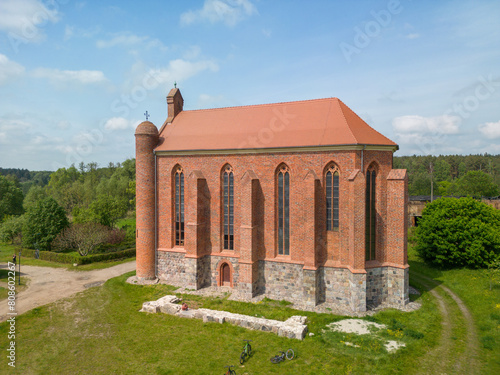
[
  {"left": 104, "top": 117, "right": 131, "bottom": 131},
  {"left": 64, "top": 25, "right": 100, "bottom": 41},
  {"left": 0, "top": 54, "right": 25, "bottom": 85},
  {"left": 0, "top": 0, "right": 59, "bottom": 42},
  {"left": 57, "top": 120, "right": 71, "bottom": 130},
  {"left": 96, "top": 32, "right": 167, "bottom": 51},
  {"left": 197, "top": 93, "right": 225, "bottom": 108},
  {"left": 97, "top": 33, "right": 147, "bottom": 48},
  {"left": 406, "top": 33, "right": 420, "bottom": 39},
  {"left": 392, "top": 115, "right": 462, "bottom": 155},
  {"left": 183, "top": 45, "right": 202, "bottom": 60},
  {"left": 478, "top": 120, "right": 500, "bottom": 139},
  {"left": 148, "top": 59, "right": 219, "bottom": 85},
  {"left": 0, "top": 116, "right": 32, "bottom": 133},
  {"left": 393, "top": 115, "right": 461, "bottom": 135},
  {"left": 32, "top": 68, "right": 107, "bottom": 85},
  {"left": 180, "top": 0, "right": 257, "bottom": 27}
]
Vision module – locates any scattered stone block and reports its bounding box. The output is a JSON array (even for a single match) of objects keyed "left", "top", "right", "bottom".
[{"left": 141, "top": 295, "right": 308, "bottom": 340}]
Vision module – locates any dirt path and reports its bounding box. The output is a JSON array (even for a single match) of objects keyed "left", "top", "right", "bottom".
[
  {"left": 0, "top": 261, "right": 136, "bottom": 322},
  {"left": 411, "top": 271, "right": 480, "bottom": 375}
]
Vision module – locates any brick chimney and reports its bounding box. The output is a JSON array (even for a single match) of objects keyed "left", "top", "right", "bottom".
[{"left": 166, "top": 87, "right": 183, "bottom": 124}]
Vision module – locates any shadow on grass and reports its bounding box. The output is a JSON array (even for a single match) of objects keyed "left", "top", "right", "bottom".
[{"left": 409, "top": 259, "right": 445, "bottom": 300}]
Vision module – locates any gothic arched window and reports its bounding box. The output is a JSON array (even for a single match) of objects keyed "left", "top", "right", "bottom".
[
  {"left": 326, "top": 164, "right": 340, "bottom": 231},
  {"left": 277, "top": 164, "right": 290, "bottom": 255},
  {"left": 365, "top": 165, "right": 377, "bottom": 260},
  {"left": 174, "top": 166, "right": 184, "bottom": 246},
  {"left": 222, "top": 165, "right": 234, "bottom": 250}
]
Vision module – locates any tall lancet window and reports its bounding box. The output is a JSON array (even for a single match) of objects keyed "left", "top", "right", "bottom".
[
  {"left": 174, "top": 166, "right": 184, "bottom": 246},
  {"left": 365, "top": 165, "right": 377, "bottom": 260},
  {"left": 326, "top": 164, "right": 340, "bottom": 231},
  {"left": 277, "top": 164, "right": 290, "bottom": 255},
  {"left": 223, "top": 165, "right": 234, "bottom": 250}
]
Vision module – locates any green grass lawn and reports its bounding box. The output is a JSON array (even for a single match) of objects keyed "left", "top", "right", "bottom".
[
  {"left": 408, "top": 245, "right": 500, "bottom": 373},
  {"left": 0, "top": 242, "right": 497, "bottom": 373},
  {"left": 0, "top": 270, "right": 440, "bottom": 374}
]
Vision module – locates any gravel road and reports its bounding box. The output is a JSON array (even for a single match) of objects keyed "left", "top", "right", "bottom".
[{"left": 0, "top": 261, "right": 136, "bottom": 322}]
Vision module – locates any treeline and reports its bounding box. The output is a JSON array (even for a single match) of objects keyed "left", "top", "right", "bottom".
[
  {"left": 0, "top": 167, "right": 52, "bottom": 195},
  {"left": 0, "top": 160, "right": 136, "bottom": 253},
  {"left": 394, "top": 154, "right": 500, "bottom": 197}
]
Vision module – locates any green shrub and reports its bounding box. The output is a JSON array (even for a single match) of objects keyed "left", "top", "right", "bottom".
[
  {"left": 21, "top": 248, "right": 135, "bottom": 265},
  {"left": 416, "top": 197, "right": 500, "bottom": 268}
]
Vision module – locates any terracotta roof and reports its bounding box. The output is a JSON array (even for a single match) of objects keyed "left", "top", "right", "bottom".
[{"left": 155, "top": 97, "right": 397, "bottom": 152}]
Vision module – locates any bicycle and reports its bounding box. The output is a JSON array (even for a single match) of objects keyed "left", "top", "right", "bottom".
[
  {"left": 270, "top": 349, "right": 294, "bottom": 363},
  {"left": 239, "top": 339, "right": 252, "bottom": 364},
  {"left": 224, "top": 365, "right": 236, "bottom": 375}
]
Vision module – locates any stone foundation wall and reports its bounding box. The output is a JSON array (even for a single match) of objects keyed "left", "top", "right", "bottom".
[
  {"left": 349, "top": 272, "right": 367, "bottom": 312},
  {"left": 366, "top": 266, "right": 409, "bottom": 308},
  {"left": 157, "top": 251, "right": 186, "bottom": 285},
  {"left": 366, "top": 267, "right": 387, "bottom": 307},
  {"left": 386, "top": 267, "right": 409, "bottom": 307},
  {"left": 319, "top": 267, "right": 352, "bottom": 308},
  {"left": 302, "top": 269, "right": 320, "bottom": 307},
  {"left": 258, "top": 261, "right": 304, "bottom": 302},
  {"left": 196, "top": 255, "right": 212, "bottom": 289},
  {"left": 157, "top": 252, "right": 408, "bottom": 312}
]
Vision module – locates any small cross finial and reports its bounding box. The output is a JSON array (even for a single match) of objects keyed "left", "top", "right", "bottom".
[
  {"left": 144, "top": 111, "right": 150, "bottom": 121},
  {"left": 174, "top": 81, "right": 177, "bottom": 88}
]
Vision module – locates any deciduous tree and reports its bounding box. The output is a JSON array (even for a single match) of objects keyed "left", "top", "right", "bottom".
[
  {"left": 0, "top": 175, "right": 24, "bottom": 221},
  {"left": 22, "top": 197, "right": 69, "bottom": 250}
]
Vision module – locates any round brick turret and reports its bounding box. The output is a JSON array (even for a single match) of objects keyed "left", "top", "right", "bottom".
[{"left": 135, "top": 121, "right": 159, "bottom": 280}]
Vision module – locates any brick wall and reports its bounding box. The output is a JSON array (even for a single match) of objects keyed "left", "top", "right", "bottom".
[{"left": 140, "top": 146, "right": 409, "bottom": 311}]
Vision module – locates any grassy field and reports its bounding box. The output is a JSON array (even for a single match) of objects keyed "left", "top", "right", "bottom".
[
  {"left": 408, "top": 246, "right": 500, "bottom": 372},
  {"left": 0, "top": 244, "right": 497, "bottom": 374},
  {"left": 0, "top": 271, "right": 440, "bottom": 374}
]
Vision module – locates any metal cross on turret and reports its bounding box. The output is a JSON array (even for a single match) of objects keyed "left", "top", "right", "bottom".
[{"left": 144, "top": 111, "right": 150, "bottom": 121}]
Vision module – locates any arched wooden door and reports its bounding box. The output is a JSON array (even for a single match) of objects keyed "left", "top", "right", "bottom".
[{"left": 221, "top": 263, "right": 231, "bottom": 287}]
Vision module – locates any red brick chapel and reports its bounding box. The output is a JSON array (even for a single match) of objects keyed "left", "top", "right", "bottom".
[{"left": 135, "top": 88, "right": 409, "bottom": 312}]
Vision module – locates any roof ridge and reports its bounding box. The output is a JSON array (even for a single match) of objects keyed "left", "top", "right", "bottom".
[
  {"left": 180, "top": 97, "right": 338, "bottom": 113},
  {"left": 335, "top": 98, "right": 358, "bottom": 142}
]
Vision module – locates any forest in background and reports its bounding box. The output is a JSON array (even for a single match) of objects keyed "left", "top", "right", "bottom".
[
  {"left": 0, "top": 160, "right": 136, "bottom": 252},
  {"left": 393, "top": 154, "right": 500, "bottom": 197},
  {"left": 1, "top": 153, "right": 499, "bottom": 221}
]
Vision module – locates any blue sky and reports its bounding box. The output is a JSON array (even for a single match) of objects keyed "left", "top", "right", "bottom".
[{"left": 0, "top": 0, "right": 499, "bottom": 171}]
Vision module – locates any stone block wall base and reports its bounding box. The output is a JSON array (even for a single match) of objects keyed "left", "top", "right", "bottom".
[
  {"left": 386, "top": 267, "right": 409, "bottom": 306},
  {"left": 366, "top": 266, "right": 410, "bottom": 308},
  {"left": 302, "top": 268, "right": 319, "bottom": 306},
  {"left": 349, "top": 271, "right": 367, "bottom": 312},
  {"left": 237, "top": 282, "right": 254, "bottom": 300}
]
